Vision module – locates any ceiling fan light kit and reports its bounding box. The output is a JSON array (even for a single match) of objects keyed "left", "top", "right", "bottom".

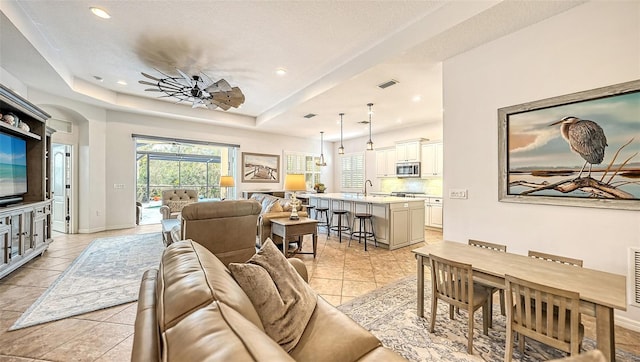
[{"left": 139, "top": 69, "right": 245, "bottom": 111}]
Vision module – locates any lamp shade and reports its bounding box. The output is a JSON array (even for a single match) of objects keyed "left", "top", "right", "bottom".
[
  {"left": 284, "top": 174, "right": 306, "bottom": 191},
  {"left": 220, "top": 176, "right": 235, "bottom": 187}
]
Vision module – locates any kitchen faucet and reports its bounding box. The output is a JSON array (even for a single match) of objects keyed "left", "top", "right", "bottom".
[{"left": 364, "top": 179, "right": 373, "bottom": 197}]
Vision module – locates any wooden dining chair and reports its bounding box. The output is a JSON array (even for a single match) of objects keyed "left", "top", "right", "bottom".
[
  {"left": 504, "top": 274, "right": 584, "bottom": 361},
  {"left": 429, "top": 254, "right": 490, "bottom": 354},
  {"left": 528, "top": 250, "right": 584, "bottom": 267},
  {"left": 468, "top": 239, "right": 507, "bottom": 322}
]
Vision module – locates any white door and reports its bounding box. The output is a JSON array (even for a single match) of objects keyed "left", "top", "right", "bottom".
[{"left": 52, "top": 144, "right": 72, "bottom": 233}]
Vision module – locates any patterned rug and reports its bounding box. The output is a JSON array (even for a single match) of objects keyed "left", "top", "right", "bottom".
[
  {"left": 338, "top": 276, "right": 640, "bottom": 362},
  {"left": 10, "top": 232, "right": 165, "bottom": 330}
]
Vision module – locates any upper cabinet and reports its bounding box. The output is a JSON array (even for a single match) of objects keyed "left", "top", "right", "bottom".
[
  {"left": 421, "top": 142, "right": 443, "bottom": 177},
  {"left": 376, "top": 147, "right": 396, "bottom": 178},
  {"left": 395, "top": 139, "right": 424, "bottom": 162}
]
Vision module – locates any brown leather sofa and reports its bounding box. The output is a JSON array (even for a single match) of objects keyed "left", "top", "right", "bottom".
[
  {"left": 159, "top": 189, "right": 198, "bottom": 219},
  {"left": 132, "top": 240, "right": 407, "bottom": 362},
  {"left": 171, "top": 199, "right": 261, "bottom": 266},
  {"left": 249, "top": 193, "right": 309, "bottom": 245}
]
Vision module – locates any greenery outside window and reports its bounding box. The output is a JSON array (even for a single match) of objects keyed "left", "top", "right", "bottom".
[{"left": 134, "top": 135, "right": 238, "bottom": 202}]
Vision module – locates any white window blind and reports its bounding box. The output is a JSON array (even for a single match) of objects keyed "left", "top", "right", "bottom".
[
  {"left": 340, "top": 152, "right": 365, "bottom": 190},
  {"left": 284, "top": 152, "right": 322, "bottom": 189}
]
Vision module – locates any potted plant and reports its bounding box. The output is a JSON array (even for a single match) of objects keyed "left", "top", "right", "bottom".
[{"left": 313, "top": 183, "right": 326, "bottom": 193}]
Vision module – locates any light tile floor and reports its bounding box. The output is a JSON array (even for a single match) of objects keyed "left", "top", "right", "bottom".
[{"left": 0, "top": 225, "right": 638, "bottom": 361}]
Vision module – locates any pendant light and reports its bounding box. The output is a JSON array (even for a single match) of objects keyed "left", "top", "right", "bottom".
[
  {"left": 338, "top": 113, "right": 345, "bottom": 155},
  {"left": 366, "top": 103, "right": 374, "bottom": 151},
  {"left": 316, "top": 131, "right": 327, "bottom": 166}
]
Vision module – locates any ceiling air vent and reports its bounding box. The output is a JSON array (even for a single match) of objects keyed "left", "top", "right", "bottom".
[
  {"left": 378, "top": 79, "right": 399, "bottom": 89},
  {"left": 304, "top": 113, "right": 317, "bottom": 119}
]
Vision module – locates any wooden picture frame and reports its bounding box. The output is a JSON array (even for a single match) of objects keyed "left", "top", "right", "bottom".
[
  {"left": 241, "top": 152, "right": 280, "bottom": 183},
  {"left": 498, "top": 79, "right": 640, "bottom": 210}
]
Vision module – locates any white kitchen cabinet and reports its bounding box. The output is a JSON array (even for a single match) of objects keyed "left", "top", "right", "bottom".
[
  {"left": 396, "top": 140, "right": 422, "bottom": 162},
  {"left": 375, "top": 148, "right": 396, "bottom": 177},
  {"left": 424, "top": 198, "right": 443, "bottom": 229},
  {"left": 421, "top": 142, "right": 443, "bottom": 177},
  {"left": 390, "top": 201, "right": 425, "bottom": 248},
  {"left": 430, "top": 204, "right": 443, "bottom": 227}
]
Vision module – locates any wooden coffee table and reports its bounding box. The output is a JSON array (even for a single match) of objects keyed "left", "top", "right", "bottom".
[{"left": 270, "top": 217, "right": 318, "bottom": 258}]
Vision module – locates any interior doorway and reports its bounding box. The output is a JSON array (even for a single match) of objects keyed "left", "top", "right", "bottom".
[{"left": 52, "top": 143, "right": 72, "bottom": 233}]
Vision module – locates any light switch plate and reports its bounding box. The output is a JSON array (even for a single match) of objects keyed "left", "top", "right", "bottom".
[{"left": 449, "top": 189, "right": 467, "bottom": 199}]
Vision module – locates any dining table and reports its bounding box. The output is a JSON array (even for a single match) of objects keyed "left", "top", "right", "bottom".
[{"left": 412, "top": 241, "right": 627, "bottom": 362}]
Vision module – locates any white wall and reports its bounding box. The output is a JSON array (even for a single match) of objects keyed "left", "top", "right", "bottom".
[{"left": 443, "top": 1, "right": 640, "bottom": 327}]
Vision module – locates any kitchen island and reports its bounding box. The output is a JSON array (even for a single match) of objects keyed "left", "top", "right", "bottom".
[{"left": 304, "top": 193, "right": 425, "bottom": 250}]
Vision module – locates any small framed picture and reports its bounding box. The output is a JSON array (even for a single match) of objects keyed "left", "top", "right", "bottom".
[{"left": 241, "top": 152, "right": 280, "bottom": 183}]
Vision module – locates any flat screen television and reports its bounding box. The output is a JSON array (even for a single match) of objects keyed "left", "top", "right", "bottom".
[{"left": 0, "top": 131, "right": 27, "bottom": 206}]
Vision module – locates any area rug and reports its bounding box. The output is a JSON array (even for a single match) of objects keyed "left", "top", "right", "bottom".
[
  {"left": 10, "top": 232, "right": 165, "bottom": 330},
  {"left": 338, "top": 276, "right": 640, "bottom": 362}
]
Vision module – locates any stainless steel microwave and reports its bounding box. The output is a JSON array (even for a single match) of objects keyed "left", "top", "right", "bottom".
[{"left": 396, "top": 162, "right": 420, "bottom": 177}]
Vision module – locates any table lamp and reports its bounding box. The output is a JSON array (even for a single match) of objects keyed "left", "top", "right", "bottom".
[
  {"left": 284, "top": 174, "right": 306, "bottom": 220},
  {"left": 220, "top": 176, "right": 235, "bottom": 200}
]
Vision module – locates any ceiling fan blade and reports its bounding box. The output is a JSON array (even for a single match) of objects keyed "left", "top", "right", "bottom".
[
  {"left": 205, "top": 79, "right": 232, "bottom": 93},
  {"left": 212, "top": 87, "right": 245, "bottom": 108},
  {"left": 141, "top": 72, "right": 162, "bottom": 82},
  {"left": 205, "top": 101, "right": 219, "bottom": 110},
  {"left": 175, "top": 68, "right": 193, "bottom": 86},
  {"left": 138, "top": 80, "right": 159, "bottom": 87},
  {"left": 210, "top": 99, "right": 232, "bottom": 111},
  {"left": 144, "top": 88, "right": 166, "bottom": 92}
]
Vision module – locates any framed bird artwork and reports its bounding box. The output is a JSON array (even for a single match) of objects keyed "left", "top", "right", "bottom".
[{"left": 498, "top": 79, "right": 640, "bottom": 210}]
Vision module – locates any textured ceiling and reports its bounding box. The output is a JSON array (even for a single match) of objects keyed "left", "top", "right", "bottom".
[{"left": 0, "top": 1, "right": 584, "bottom": 141}]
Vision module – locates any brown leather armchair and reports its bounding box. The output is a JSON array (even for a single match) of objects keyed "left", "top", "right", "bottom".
[{"left": 175, "top": 199, "right": 261, "bottom": 265}]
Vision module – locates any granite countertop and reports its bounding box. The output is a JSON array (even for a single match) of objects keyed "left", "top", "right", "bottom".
[{"left": 301, "top": 192, "right": 426, "bottom": 204}]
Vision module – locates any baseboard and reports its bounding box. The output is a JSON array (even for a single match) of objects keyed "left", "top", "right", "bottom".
[
  {"left": 615, "top": 314, "right": 640, "bottom": 332},
  {"left": 105, "top": 223, "right": 137, "bottom": 231},
  {"left": 77, "top": 226, "right": 106, "bottom": 234}
]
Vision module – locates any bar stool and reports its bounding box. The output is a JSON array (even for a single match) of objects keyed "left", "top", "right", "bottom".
[
  {"left": 315, "top": 206, "right": 329, "bottom": 232},
  {"left": 305, "top": 205, "right": 315, "bottom": 219},
  {"left": 329, "top": 209, "right": 350, "bottom": 243},
  {"left": 350, "top": 209, "right": 377, "bottom": 251}
]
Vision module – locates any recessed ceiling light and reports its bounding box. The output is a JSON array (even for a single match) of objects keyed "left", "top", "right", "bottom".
[
  {"left": 117, "top": 80, "right": 127, "bottom": 86},
  {"left": 275, "top": 68, "right": 287, "bottom": 76},
  {"left": 412, "top": 95, "right": 422, "bottom": 102},
  {"left": 90, "top": 7, "right": 111, "bottom": 19}
]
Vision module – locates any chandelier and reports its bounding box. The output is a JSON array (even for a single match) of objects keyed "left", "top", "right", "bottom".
[{"left": 139, "top": 69, "right": 245, "bottom": 111}]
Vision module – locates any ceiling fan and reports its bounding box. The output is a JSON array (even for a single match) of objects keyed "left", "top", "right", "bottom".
[{"left": 139, "top": 69, "right": 245, "bottom": 111}]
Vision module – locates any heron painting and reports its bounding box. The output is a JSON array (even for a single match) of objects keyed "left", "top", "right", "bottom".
[{"left": 498, "top": 80, "right": 640, "bottom": 210}]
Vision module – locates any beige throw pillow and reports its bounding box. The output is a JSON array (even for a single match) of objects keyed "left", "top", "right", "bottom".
[
  {"left": 228, "top": 239, "right": 317, "bottom": 352},
  {"left": 166, "top": 200, "right": 191, "bottom": 212}
]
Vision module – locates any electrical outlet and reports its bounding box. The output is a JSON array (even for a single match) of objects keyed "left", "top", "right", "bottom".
[
  {"left": 113, "top": 183, "right": 125, "bottom": 189},
  {"left": 449, "top": 189, "right": 468, "bottom": 199}
]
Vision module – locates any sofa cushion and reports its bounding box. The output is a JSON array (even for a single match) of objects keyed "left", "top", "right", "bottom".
[
  {"left": 229, "top": 239, "right": 317, "bottom": 352},
  {"left": 157, "top": 240, "right": 264, "bottom": 333},
  {"left": 259, "top": 197, "right": 278, "bottom": 214},
  {"left": 163, "top": 301, "right": 295, "bottom": 362},
  {"left": 289, "top": 297, "right": 385, "bottom": 362},
  {"left": 268, "top": 200, "right": 283, "bottom": 213}
]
